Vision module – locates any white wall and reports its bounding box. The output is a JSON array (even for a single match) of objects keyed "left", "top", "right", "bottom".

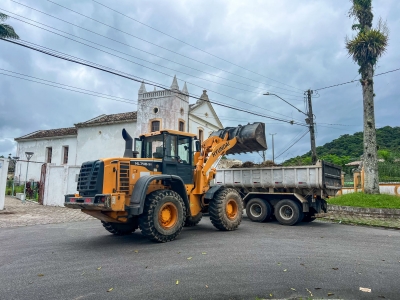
[
  {"left": 43, "top": 165, "right": 81, "bottom": 206},
  {"left": 16, "top": 136, "right": 77, "bottom": 182},
  {"left": 189, "top": 103, "right": 222, "bottom": 139},
  {"left": 0, "top": 158, "right": 9, "bottom": 210},
  {"left": 76, "top": 122, "right": 136, "bottom": 164}
]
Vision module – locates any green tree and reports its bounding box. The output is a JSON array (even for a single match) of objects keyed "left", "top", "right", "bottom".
[
  {"left": 0, "top": 13, "right": 19, "bottom": 39},
  {"left": 346, "top": 0, "right": 388, "bottom": 194}
]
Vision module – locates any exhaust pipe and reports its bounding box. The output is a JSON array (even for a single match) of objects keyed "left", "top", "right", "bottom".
[
  {"left": 210, "top": 122, "right": 267, "bottom": 155},
  {"left": 122, "top": 128, "right": 133, "bottom": 158}
]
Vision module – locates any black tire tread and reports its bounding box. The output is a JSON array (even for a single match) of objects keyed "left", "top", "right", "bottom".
[
  {"left": 101, "top": 221, "right": 135, "bottom": 236},
  {"left": 184, "top": 212, "right": 203, "bottom": 227},
  {"left": 139, "top": 190, "right": 186, "bottom": 243},
  {"left": 209, "top": 188, "right": 243, "bottom": 231}
]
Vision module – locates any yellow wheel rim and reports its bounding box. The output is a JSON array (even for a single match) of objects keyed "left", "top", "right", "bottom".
[
  {"left": 158, "top": 202, "right": 178, "bottom": 229},
  {"left": 226, "top": 199, "right": 238, "bottom": 220}
]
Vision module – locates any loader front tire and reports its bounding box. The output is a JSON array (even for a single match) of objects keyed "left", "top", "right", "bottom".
[
  {"left": 101, "top": 221, "right": 136, "bottom": 236},
  {"left": 139, "top": 190, "right": 186, "bottom": 243},
  {"left": 209, "top": 188, "right": 243, "bottom": 231},
  {"left": 184, "top": 212, "right": 203, "bottom": 227}
]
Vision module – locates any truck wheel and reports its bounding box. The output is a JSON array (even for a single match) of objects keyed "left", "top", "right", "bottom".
[
  {"left": 139, "top": 190, "right": 186, "bottom": 243},
  {"left": 101, "top": 221, "right": 136, "bottom": 236},
  {"left": 275, "top": 199, "right": 303, "bottom": 226},
  {"left": 246, "top": 198, "right": 272, "bottom": 222},
  {"left": 302, "top": 213, "right": 317, "bottom": 222},
  {"left": 209, "top": 188, "right": 243, "bottom": 231},
  {"left": 184, "top": 212, "right": 203, "bottom": 227}
]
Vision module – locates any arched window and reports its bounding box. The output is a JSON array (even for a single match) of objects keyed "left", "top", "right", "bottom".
[
  {"left": 151, "top": 120, "right": 160, "bottom": 132},
  {"left": 198, "top": 129, "right": 204, "bottom": 143},
  {"left": 179, "top": 121, "right": 185, "bottom": 132}
]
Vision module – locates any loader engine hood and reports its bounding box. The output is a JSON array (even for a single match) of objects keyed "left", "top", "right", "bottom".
[{"left": 210, "top": 122, "right": 267, "bottom": 155}]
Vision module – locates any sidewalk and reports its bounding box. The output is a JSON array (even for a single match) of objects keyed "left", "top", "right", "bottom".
[{"left": 0, "top": 196, "right": 94, "bottom": 228}]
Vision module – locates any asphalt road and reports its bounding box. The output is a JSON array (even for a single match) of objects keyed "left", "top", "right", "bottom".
[{"left": 0, "top": 217, "right": 399, "bottom": 300}]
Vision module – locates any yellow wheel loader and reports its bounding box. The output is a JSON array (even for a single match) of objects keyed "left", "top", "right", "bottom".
[{"left": 65, "top": 122, "right": 267, "bottom": 242}]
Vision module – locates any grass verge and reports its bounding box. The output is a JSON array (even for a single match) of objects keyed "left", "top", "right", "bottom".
[{"left": 327, "top": 193, "right": 400, "bottom": 209}]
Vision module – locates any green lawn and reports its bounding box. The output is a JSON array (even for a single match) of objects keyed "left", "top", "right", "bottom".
[{"left": 328, "top": 193, "right": 400, "bottom": 209}]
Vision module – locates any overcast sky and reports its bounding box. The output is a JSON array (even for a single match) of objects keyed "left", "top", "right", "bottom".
[{"left": 1, "top": 0, "right": 399, "bottom": 163}]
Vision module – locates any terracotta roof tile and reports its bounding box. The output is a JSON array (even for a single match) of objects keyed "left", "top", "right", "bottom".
[
  {"left": 15, "top": 127, "right": 77, "bottom": 141},
  {"left": 76, "top": 111, "right": 137, "bottom": 127}
]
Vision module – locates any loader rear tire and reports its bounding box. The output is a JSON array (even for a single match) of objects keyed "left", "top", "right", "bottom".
[
  {"left": 275, "top": 199, "right": 303, "bottom": 226},
  {"left": 209, "top": 188, "right": 243, "bottom": 231},
  {"left": 184, "top": 212, "right": 203, "bottom": 227},
  {"left": 246, "top": 198, "right": 272, "bottom": 222},
  {"left": 139, "top": 190, "right": 186, "bottom": 243},
  {"left": 101, "top": 221, "right": 136, "bottom": 236}
]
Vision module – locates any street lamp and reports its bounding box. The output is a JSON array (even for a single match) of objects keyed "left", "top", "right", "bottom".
[
  {"left": 263, "top": 92, "right": 307, "bottom": 115},
  {"left": 23, "top": 152, "right": 34, "bottom": 203}
]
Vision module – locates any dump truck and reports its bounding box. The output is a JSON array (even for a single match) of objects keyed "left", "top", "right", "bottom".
[
  {"left": 214, "top": 161, "right": 342, "bottom": 225},
  {"left": 64, "top": 122, "right": 267, "bottom": 242}
]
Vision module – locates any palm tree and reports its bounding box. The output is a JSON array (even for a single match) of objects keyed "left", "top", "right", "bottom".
[
  {"left": 0, "top": 12, "right": 19, "bottom": 39},
  {"left": 346, "top": 0, "right": 388, "bottom": 194}
]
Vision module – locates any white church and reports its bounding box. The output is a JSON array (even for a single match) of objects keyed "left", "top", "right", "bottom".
[{"left": 14, "top": 76, "right": 223, "bottom": 184}]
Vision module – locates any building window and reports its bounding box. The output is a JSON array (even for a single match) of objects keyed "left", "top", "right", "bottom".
[
  {"left": 63, "top": 146, "right": 69, "bottom": 164},
  {"left": 198, "top": 129, "right": 204, "bottom": 143},
  {"left": 179, "top": 121, "right": 185, "bottom": 132},
  {"left": 153, "top": 107, "right": 159, "bottom": 114},
  {"left": 46, "top": 147, "right": 52, "bottom": 163},
  {"left": 151, "top": 120, "right": 160, "bottom": 132}
]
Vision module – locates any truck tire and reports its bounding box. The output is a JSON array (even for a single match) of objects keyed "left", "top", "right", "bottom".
[
  {"left": 184, "top": 212, "right": 203, "bottom": 227},
  {"left": 275, "top": 199, "right": 303, "bottom": 226},
  {"left": 209, "top": 188, "right": 243, "bottom": 231},
  {"left": 302, "top": 213, "right": 317, "bottom": 223},
  {"left": 139, "top": 190, "right": 186, "bottom": 243},
  {"left": 246, "top": 198, "right": 272, "bottom": 222},
  {"left": 101, "top": 221, "right": 136, "bottom": 236}
]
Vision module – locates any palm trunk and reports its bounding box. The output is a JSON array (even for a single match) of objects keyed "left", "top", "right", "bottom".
[{"left": 362, "top": 63, "right": 380, "bottom": 194}]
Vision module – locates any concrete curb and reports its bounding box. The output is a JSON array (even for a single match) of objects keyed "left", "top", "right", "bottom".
[{"left": 323, "top": 204, "right": 400, "bottom": 218}]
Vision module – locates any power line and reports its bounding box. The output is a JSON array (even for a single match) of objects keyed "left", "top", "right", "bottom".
[
  {"left": 314, "top": 67, "right": 400, "bottom": 91},
  {"left": 35, "top": 0, "right": 305, "bottom": 96},
  {"left": 92, "top": 0, "right": 304, "bottom": 92},
  {"left": 275, "top": 130, "right": 309, "bottom": 160},
  {"left": 5, "top": 7, "right": 303, "bottom": 99},
  {"left": 4, "top": 14, "right": 305, "bottom": 122},
  {"left": 0, "top": 38, "right": 307, "bottom": 127}
]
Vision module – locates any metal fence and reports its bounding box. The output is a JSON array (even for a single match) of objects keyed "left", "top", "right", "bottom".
[{"left": 5, "top": 179, "right": 40, "bottom": 200}]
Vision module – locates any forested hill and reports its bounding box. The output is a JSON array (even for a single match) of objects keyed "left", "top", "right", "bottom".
[{"left": 283, "top": 126, "right": 400, "bottom": 165}]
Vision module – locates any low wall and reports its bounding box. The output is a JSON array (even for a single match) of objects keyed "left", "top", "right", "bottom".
[
  {"left": 338, "top": 183, "right": 400, "bottom": 196},
  {"left": 325, "top": 204, "right": 400, "bottom": 218}
]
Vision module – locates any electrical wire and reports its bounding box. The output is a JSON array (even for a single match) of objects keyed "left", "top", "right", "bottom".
[
  {"left": 91, "top": 0, "right": 304, "bottom": 92},
  {"left": 275, "top": 130, "right": 309, "bottom": 159},
  {"left": 37, "top": 1, "right": 305, "bottom": 96},
  {"left": 0, "top": 38, "right": 308, "bottom": 127}
]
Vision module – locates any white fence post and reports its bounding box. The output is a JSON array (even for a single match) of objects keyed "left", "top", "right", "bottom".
[{"left": 0, "top": 158, "right": 10, "bottom": 210}]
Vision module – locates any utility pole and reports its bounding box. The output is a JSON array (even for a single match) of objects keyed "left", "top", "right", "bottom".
[
  {"left": 306, "top": 89, "right": 317, "bottom": 164},
  {"left": 269, "top": 133, "right": 277, "bottom": 163}
]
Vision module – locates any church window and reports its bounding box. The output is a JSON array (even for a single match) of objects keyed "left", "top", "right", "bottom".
[
  {"left": 198, "top": 129, "right": 204, "bottom": 143},
  {"left": 151, "top": 120, "right": 160, "bottom": 132},
  {"left": 179, "top": 121, "right": 185, "bottom": 132},
  {"left": 46, "top": 147, "right": 52, "bottom": 163},
  {"left": 62, "top": 146, "right": 69, "bottom": 164},
  {"left": 153, "top": 107, "right": 159, "bottom": 114},
  {"left": 180, "top": 108, "right": 184, "bottom": 115}
]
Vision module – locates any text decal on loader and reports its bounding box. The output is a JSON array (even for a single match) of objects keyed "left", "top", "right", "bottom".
[{"left": 212, "top": 141, "right": 230, "bottom": 158}]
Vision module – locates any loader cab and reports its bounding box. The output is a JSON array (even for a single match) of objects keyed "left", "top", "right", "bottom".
[{"left": 136, "top": 130, "right": 197, "bottom": 184}]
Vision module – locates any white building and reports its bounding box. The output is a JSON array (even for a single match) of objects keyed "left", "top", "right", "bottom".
[{"left": 14, "top": 77, "right": 223, "bottom": 183}]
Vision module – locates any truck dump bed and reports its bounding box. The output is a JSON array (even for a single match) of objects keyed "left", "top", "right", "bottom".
[{"left": 215, "top": 160, "right": 341, "bottom": 193}]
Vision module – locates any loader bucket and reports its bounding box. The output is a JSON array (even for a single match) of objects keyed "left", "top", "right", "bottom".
[{"left": 210, "top": 122, "right": 267, "bottom": 155}]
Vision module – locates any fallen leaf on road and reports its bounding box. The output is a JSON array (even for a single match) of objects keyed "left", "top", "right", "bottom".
[
  {"left": 187, "top": 257, "right": 192, "bottom": 260},
  {"left": 176, "top": 280, "right": 179, "bottom": 285},
  {"left": 359, "top": 287, "right": 371, "bottom": 293},
  {"left": 327, "top": 292, "right": 334, "bottom": 296},
  {"left": 107, "top": 288, "right": 113, "bottom": 292},
  {"left": 269, "top": 294, "right": 273, "bottom": 297},
  {"left": 306, "top": 288, "right": 313, "bottom": 297},
  {"left": 202, "top": 252, "right": 207, "bottom": 255},
  {"left": 290, "top": 288, "right": 296, "bottom": 291},
  {"left": 81, "top": 272, "right": 85, "bottom": 276},
  {"left": 205, "top": 285, "right": 208, "bottom": 288},
  {"left": 37, "top": 274, "right": 44, "bottom": 277},
  {"left": 382, "top": 259, "right": 385, "bottom": 261},
  {"left": 378, "top": 296, "right": 386, "bottom": 299},
  {"left": 320, "top": 236, "right": 324, "bottom": 238},
  {"left": 300, "top": 263, "right": 305, "bottom": 266},
  {"left": 177, "top": 252, "right": 181, "bottom": 254},
  {"left": 314, "top": 287, "right": 322, "bottom": 290},
  {"left": 332, "top": 268, "right": 338, "bottom": 270},
  {"left": 145, "top": 266, "right": 148, "bottom": 269},
  {"left": 134, "top": 250, "right": 139, "bottom": 253},
  {"left": 28, "top": 282, "right": 33, "bottom": 284},
  {"left": 283, "top": 269, "right": 287, "bottom": 272},
  {"left": 97, "top": 267, "right": 102, "bottom": 270},
  {"left": 277, "top": 262, "right": 281, "bottom": 265}
]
